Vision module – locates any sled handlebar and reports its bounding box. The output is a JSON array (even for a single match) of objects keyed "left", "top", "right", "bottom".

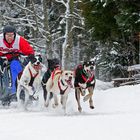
[{"left": 0, "top": 51, "right": 25, "bottom": 57}]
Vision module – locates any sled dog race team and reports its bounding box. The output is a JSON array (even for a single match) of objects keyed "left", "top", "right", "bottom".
[{"left": 0, "top": 25, "right": 96, "bottom": 114}]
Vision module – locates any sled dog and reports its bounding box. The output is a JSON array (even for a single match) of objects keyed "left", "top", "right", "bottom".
[
  {"left": 74, "top": 60, "right": 96, "bottom": 112},
  {"left": 42, "top": 58, "right": 60, "bottom": 101},
  {"left": 45, "top": 68, "right": 74, "bottom": 114},
  {"left": 16, "top": 54, "right": 43, "bottom": 109}
]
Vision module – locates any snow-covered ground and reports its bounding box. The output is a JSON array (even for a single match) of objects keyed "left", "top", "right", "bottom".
[{"left": 0, "top": 81, "right": 140, "bottom": 140}]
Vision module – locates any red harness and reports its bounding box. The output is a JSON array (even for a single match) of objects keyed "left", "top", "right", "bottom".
[
  {"left": 50, "top": 67, "right": 62, "bottom": 89},
  {"left": 29, "top": 68, "right": 39, "bottom": 78},
  {"left": 81, "top": 71, "right": 94, "bottom": 83},
  {"left": 51, "top": 67, "right": 69, "bottom": 95},
  {"left": 28, "top": 68, "right": 39, "bottom": 86},
  {"left": 51, "top": 67, "right": 61, "bottom": 80}
]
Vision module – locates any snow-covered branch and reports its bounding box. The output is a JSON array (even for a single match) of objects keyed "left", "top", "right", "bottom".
[
  {"left": 55, "top": 0, "right": 67, "bottom": 7},
  {"left": 52, "top": 36, "right": 65, "bottom": 43},
  {"left": 70, "top": 25, "right": 84, "bottom": 33},
  {"left": 9, "top": 0, "right": 43, "bottom": 20}
]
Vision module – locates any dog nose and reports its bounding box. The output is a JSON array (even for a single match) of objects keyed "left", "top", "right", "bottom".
[
  {"left": 37, "top": 62, "right": 40, "bottom": 65},
  {"left": 90, "top": 66, "right": 94, "bottom": 70},
  {"left": 69, "top": 76, "right": 72, "bottom": 80}
]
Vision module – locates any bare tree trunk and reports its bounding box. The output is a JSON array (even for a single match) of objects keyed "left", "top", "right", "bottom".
[
  {"left": 42, "top": 0, "right": 53, "bottom": 59},
  {"left": 30, "top": 0, "right": 39, "bottom": 34},
  {"left": 61, "top": 0, "right": 74, "bottom": 69},
  {"left": 65, "top": 0, "right": 74, "bottom": 69}
]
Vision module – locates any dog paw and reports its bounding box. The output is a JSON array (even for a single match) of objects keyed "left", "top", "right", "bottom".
[
  {"left": 52, "top": 103, "right": 58, "bottom": 108},
  {"left": 91, "top": 80, "right": 95, "bottom": 84},
  {"left": 78, "top": 107, "right": 82, "bottom": 112},
  {"left": 45, "top": 102, "right": 49, "bottom": 107},
  {"left": 90, "top": 105, "right": 94, "bottom": 109},
  {"left": 78, "top": 83, "right": 86, "bottom": 89},
  {"left": 33, "top": 95, "right": 39, "bottom": 100}
]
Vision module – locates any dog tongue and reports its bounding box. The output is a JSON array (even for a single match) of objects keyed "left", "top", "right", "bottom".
[
  {"left": 66, "top": 80, "right": 73, "bottom": 88},
  {"left": 87, "top": 70, "right": 94, "bottom": 77},
  {"left": 34, "top": 65, "right": 42, "bottom": 71}
]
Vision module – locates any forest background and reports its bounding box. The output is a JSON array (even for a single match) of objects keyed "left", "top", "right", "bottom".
[{"left": 0, "top": 0, "right": 139, "bottom": 81}]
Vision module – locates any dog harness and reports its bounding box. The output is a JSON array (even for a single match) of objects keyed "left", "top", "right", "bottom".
[
  {"left": 51, "top": 67, "right": 61, "bottom": 80},
  {"left": 50, "top": 68, "right": 69, "bottom": 95},
  {"left": 28, "top": 68, "right": 39, "bottom": 86},
  {"left": 81, "top": 70, "right": 94, "bottom": 83},
  {"left": 49, "top": 67, "right": 62, "bottom": 89},
  {"left": 58, "top": 79, "right": 68, "bottom": 95}
]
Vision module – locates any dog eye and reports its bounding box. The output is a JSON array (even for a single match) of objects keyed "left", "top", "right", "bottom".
[
  {"left": 91, "top": 61, "right": 95, "bottom": 65},
  {"left": 39, "top": 57, "right": 42, "bottom": 62},
  {"left": 65, "top": 73, "right": 68, "bottom": 75}
]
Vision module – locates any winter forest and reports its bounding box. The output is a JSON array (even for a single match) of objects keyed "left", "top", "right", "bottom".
[{"left": 0, "top": 0, "right": 139, "bottom": 81}]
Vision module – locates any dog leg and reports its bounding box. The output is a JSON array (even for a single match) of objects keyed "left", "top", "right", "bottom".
[
  {"left": 17, "top": 85, "right": 23, "bottom": 108},
  {"left": 61, "top": 95, "right": 68, "bottom": 114},
  {"left": 45, "top": 91, "right": 51, "bottom": 107},
  {"left": 45, "top": 79, "right": 53, "bottom": 107},
  {"left": 78, "top": 88, "right": 85, "bottom": 96},
  {"left": 23, "top": 90, "right": 31, "bottom": 110},
  {"left": 16, "top": 85, "right": 20, "bottom": 103},
  {"left": 89, "top": 97, "right": 94, "bottom": 109},
  {"left": 83, "top": 93, "right": 92, "bottom": 102},
  {"left": 83, "top": 87, "right": 93, "bottom": 102},
  {"left": 75, "top": 88, "right": 82, "bottom": 112},
  {"left": 52, "top": 94, "right": 58, "bottom": 108},
  {"left": 87, "top": 87, "right": 94, "bottom": 109},
  {"left": 60, "top": 96, "right": 63, "bottom": 105},
  {"left": 42, "top": 84, "right": 47, "bottom": 101}
]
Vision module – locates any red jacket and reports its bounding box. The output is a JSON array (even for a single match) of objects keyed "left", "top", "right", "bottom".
[{"left": 0, "top": 33, "right": 34, "bottom": 60}]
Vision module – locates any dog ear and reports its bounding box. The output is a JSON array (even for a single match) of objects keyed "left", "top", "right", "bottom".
[{"left": 28, "top": 54, "right": 35, "bottom": 59}]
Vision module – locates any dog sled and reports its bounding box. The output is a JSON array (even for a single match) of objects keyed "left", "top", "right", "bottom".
[{"left": 0, "top": 51, "right": 31, "bottom": 106}]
